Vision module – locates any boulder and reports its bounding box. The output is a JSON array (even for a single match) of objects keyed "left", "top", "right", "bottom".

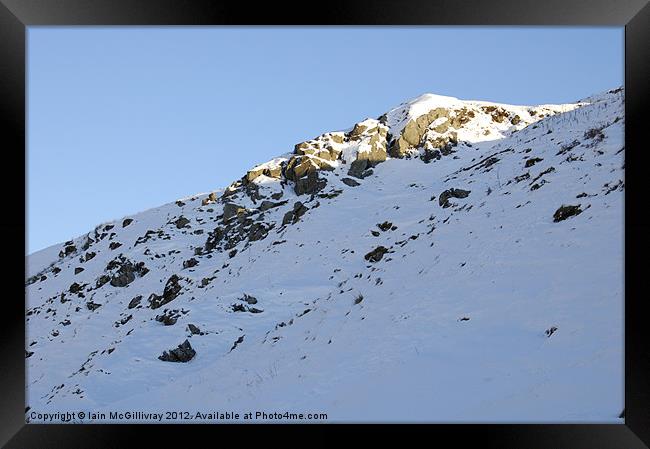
[
  {"left": 439, "top": 188, "right": 471, "bottom": 208},
  {"left": 553, "top": 205, "right": 582, "bottom": 222},
  {"left": 222, "top": 203, "right": 246, "bottom": 222},
  {"left": 342, "top": 178, "right": 360, "bottom": 187},
  {"left": 294, "top": 171, "right": 327, "bottom": 196},
  {"left": 282, "top": 202, "right": 309, "bottom": 225},
  {"left": 158, "top": 339, "right": 196, "bottom": 362},
  {"left": 149, "top": 274, "right": 183, "bottom": 309},
  {"left": 364, "top": 246, "right": 389, "bottom": 263}
]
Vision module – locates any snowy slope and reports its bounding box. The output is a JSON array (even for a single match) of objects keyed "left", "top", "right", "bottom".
[{"left": 26, "top": 88, "right": 624, "bottom": 423}]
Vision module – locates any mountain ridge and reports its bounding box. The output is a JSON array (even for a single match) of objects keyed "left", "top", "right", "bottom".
[{"left": 26, "top": 87, "right": 625, "bottom": 422}]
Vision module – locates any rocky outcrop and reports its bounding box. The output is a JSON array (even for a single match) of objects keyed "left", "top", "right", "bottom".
[
  {"left": 553, "top": 205, "right": 582, "bottom": 222},
  {"left": 149, "top": 274, "right": 183, "bottom": 309},
  {"left": 346, "top": 120, "right": 389, "bottom": 178},
  {"left": 439, "top": 188, "right": 471, "bottom": 208},
  {"left": 294, "top": 132, "right": 345, "bottom": 161},
  {"left": 365, "top": 246, "right": 389, "bottom": 263},
  {"left": 342, "top": 178, "right": 360, "bottom": 187},
  {"left": 222, "top": 203, "right": 247, "bottom": 222},
  {"left": 284, "top": 155, "right": 334, "bottom": 182},
  {"left": 106, "top": 256, "right": 149, "bottom": 287},
  {"left": 294, "top": 171, "right": 327, "bottom": 196},
  {"left": 158, "top": 339, "right": 195, "bottom": 362},
  {"left": 389, "top": 107, "right": 474, "bottom": 158},
  {"left": 282, "top": 202, "right": 309, "bottom": 226}
]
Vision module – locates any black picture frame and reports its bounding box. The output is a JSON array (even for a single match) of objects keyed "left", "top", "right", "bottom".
[{"left": 2, "top": 1, "right": 648, "bottom": 447}]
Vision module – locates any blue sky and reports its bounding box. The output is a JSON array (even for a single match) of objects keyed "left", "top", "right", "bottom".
[{"left": 27, "top": 27, "right": 623, "bottom": 254}]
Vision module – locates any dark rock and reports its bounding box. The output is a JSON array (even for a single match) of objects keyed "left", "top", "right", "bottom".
[
  {"left": 342, "top": 177, "right": 360, "bottom": 187},
  {"left": 294, "top": 171, "right": 327, "bottom": 196},
  {"left": 109, "top": 241, "right": 122, "bottom": 250},
  {"left": 187, "top": 324, "right": 201, "bottom": 335},
  {"left": 149, "top": 275, "right": 183, "bottom": 309},
  {"left": 183, "top": 258, "right": 199, "bottom": 269},
  {"left": 364, "top": 246, "right": 389, "bottom": 263},
  {"left": 108, "top": 257, "right": 149, "bottom": 287},
  {"left": 96, "top": 275, "right": 110, "bottom": 288},
  {"left": 128, "top": 295, "right": 142, "bottom": 309},
  {"left": 553, "top": 205, "right": 582, "bottom": 222},
  {"left": 241, "top": 294, "right": 257, "bottom": 304},
  {"left": 439, "top": 188, "right": 471, "bottom": 208},
  {"left": 525, "top": 157, "right": 543, "bottom": 168},
  {"left": 204, "top": 227, "right": 224, "bottom": 252},
  {"left": 223, "top": 203, "right": 246, "bottom": 222},
  {"left": 86, "top": 301, "right": 101, "bottom": 311},
  {"left": 59, "top": 244, "right": 76, "bottom": 258},
  {"left": 259, "top": 200, "right": 287, "bottom": 211},
  {"left": 156, "top": 310, "right": 178, "bottom": 326},
  {"left": 229, "top": 335, "right": 244, "bottom": 352},
  {"left": 282, "top": 201, "right": 309, "bottom": 226},
  {"left": 377, "top": 221, "right": 394, "bottom": 232},
  {"left": 122, "top": 218, "right": 133, "bottom": 227},
  {"left": 74, "top": 267, "right": 84, "bottom": 275},
  {"left": 232, "top": 303, "right": 246, "bottom": 312},
  {"left": 173, "top": 216, "right": 191, "bottom": 229},
  {"left": 69, "top": 282, "right": 83, "bottom": 294},
  {"left": 158, "top": 339, "right": 196, "bottom": 362},
  {"left": 545, "top": 326, "right": 558, "bottom": 337}
]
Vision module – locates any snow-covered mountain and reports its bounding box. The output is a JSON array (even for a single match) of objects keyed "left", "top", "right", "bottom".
[{"left": 26, "top": 88, "right": 625, "bottom": 423}]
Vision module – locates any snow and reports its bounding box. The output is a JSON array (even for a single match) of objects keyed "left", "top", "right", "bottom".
[{"left": 26, "top": 88, "right": 624, "bottom": 423}]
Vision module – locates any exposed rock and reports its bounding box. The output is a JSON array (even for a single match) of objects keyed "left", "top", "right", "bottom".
[
  {"left": 86, "top": 301, "right": 101, "bottom": 311},
  {"left": 294, "top": 171, "right": 327, "bottom": 196},
  {"left": 158, "top": 339, "right": 196, "bottom": 362},
  {"left": 229, "top": 335, "right": 244, "bottom": 352},
  {"left": 74, "top": 267, "right": 84, "bottom": 275},
  {"left": 108, "top": 257, "right": 149, "bottom": 287},
  {"left": 553, "top": 205, "right": 582, "bottom": 222},
  {"left": 95, "top": 275, "right": 110, "bottom": 289},
  {"left": 204, "top": 227, "right": 224, "bottom": 252},
  {"left": 231, "top": 303, "right": 246, "bottom": 312},
  {"left": 282, "top": 202, "right": 309, "bottom": 225},
  {"left": 173, "top": 216, "right": 191, "bottom": 229},
  {"left": 284, "top": 155, "right": 334, "bottom": 182},
  {"left": 109, "top": 241, "right": 122, "bottom": 251},
  {"left": 223, "top": 203, "right": 246, "bottom": 222},
  {"left": 122, "top": 218, "right": 133, "bottom": 227},
  {"left": 149, "top": 274, "right": 183, "bottom": 309},
  {"left": 128, "top": 295, "right": 142, "bottom": 309},
  {"left": 259, "top": 200, "right": 287, "bottom": 211},
  {"left": 183, "top": 258, "right": 199, "bottom": 269},
  {"left": 201, "top": 192, "right": 218, "bottom": 205},
  {"left": 364, "top": 246, "right": 389, "bottom": 263},
  {"left": 241, "top": 293, "right": 258, "bottom": 304},
  {"left": 525, "top": 157, "right": 543, "bottom": 168},
  {"left": 439, "top": 188, "right": 471, "bottom": 208},
  {"left": 59, "top": 244, "right": 76, "bottom": 259},
  {"left": 342, "top": 177, "right": 360, "bottom": 187},
  {"left": 156, "top": 310, "right": 179, "bottom": 326},
  {"left": 377, "top": 221, "right": 396, "bottom": 232},
  {"left": 187, "top": 324, "right": 202, "bottom": 335},
  {"left": 545, "top": 326, "right": 558, "bottom": 337}
]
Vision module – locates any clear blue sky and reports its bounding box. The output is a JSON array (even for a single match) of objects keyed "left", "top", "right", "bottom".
[{"left": 27, "top": 27, "right": 623, "bottom": 254}]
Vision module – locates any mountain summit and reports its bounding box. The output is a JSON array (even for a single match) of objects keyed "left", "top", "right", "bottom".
[{"left": 26, "top": 88, "right": 624, "bottom": 422}]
